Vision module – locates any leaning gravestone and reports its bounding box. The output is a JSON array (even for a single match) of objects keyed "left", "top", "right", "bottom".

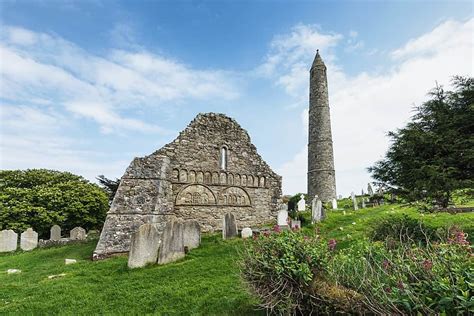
[
  {"left": 222, "top": 213, "right": 238, "bottom": 239},
  {"left": 183, "top": 220, "right": 201, "bottom": 250},
  {"left": 312, "top": 197, "right": 323, "bottom": 223},
  {"left": 50, "top": 225, "right": 61, "bottom": 241},
  {"left": 158, "top": 219, "right": 185, "bottom": 265},
  {"left": 277, "top": 204, "right": 288, "bottom": 226},
  {"left": 128, "top": 223, "right": 161, "bottom": 269},
  {"left": 20, "top": 228, "right": 38, "bottom": 251},
  {"left": 351, "top": 192, "right": 359, "bottom": 210},
  {"left": 70, "top": 227, "right": 86, "bottom": 240},
  {"left": 0, "top": 230, "right": 18, "bottom": 252},
  {"left": 241, "top": 227, "right": 253, "bottom": 239}
]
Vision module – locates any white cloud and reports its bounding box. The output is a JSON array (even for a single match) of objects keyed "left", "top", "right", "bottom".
[{"left": 275, "top": 18, "right": 473, "bottom": 196}]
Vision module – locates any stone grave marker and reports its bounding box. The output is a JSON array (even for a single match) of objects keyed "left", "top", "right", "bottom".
[
  {"left": 277, "top": 204, "right": 288, "bottom": 226},
  {"left": 0, "top": 230, "right": 18, "bottom": 252},
  {"left": 241, "top": 227, "right": 253, "bottom": 239},
  {"left": 20, "top": 228, "right": 38, "bottom": 251},
  {"left": 128, "top": 223, "right": 161, "bottom": 269},
  {"left": 70, "top": 227, "right": 86, "bottom": 240},
  {"left": 183, "top": 220, "right": 201, "bottom": 250},
  {"left": 362, "top": 198, "right": 366, "bottom": 209},
  {"left": 297, "top": 198, "right": 306, "bottom": 211},
  {"left": 290, "top": 219, "right": 301, "bottom": 229},
  {"left": 312, "top": 197, "right": 323, "bottom": 223},
  {"left": 158, "top": 219, "right": 185, "bottom": 265},
  {"left": 351, "top": 192, "right": 359, "bottom": 210},
  {"left": 50, "top": 225, "right": 61, "bottom": 241},
  {"left": 332, "top": 198, "right": 338, "bottom": 210},
  {"left": 222, "top": 213, "right": 238, "bottom": 239}
]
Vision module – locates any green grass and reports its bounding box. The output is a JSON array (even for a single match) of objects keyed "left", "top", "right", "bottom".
[
  {"left": 0, "top": 235, "right": 261, "bottom": 315},
  {"left": 1, "top": 201, "right": 473, "bottom": 314}
]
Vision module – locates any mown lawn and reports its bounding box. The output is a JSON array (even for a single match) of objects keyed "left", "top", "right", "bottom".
[
  {"left": 1, "top": 202, "right": 472, "bottom": 314},
  {"left": 0, "top": 235, "right": 261, "bottom": 315}
]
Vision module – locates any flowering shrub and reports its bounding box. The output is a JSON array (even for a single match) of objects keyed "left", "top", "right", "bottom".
[
  {"left": 240, "top": 229, "right": 359, "bottom": 314},
  {"left": 241, "top": 227, "right": 473, "bottom": 314}
]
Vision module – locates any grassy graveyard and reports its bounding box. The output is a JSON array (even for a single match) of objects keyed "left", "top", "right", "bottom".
[{"left": 1, "top": 201, "right": 473, "bottom": 314}]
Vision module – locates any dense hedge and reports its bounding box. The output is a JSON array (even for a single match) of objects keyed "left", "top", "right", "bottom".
[
  {"left": 0, "top": 169, "right": 108, "bottom": 238},
  {"left": 241, "top": 227, "right": 473, "bottom": 314}
]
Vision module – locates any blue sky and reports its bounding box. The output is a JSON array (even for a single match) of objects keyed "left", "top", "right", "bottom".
[{"left": 1, "top": 1, "right": 473, "bottom": 196}]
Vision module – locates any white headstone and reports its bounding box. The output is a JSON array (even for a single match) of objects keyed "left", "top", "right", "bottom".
[
  {"left": 0, "top": 230, "right": 18, "bottom": 252},
  {"left": 351, "top": 192, "right": 359, "bottom": 210},
  {"left": 297, "top": 198, "right": 306, "bottom": 211},
  {"left": 65, "top": 259, "right": 77, "bottom": 265},
  {"left": 362, "top": 199, "right": 366, "bottom": 209},
  {"left": 70, "top": 227, "right": 86, "bottom": 240},
  {"left": 277, "top": 204, "right": 288, "bottom": 226},
  {"left": 50, "top": 225, "right": 61, "bottom": 241},
  {"left": 241, "top": 227, "right": 253, "bottom": 239},
  {"left": 331, "top": 198, "right": 338, "bottom": 210},
  {"left": 20, "top": 228, "right": 38, "bottom": 251},
  {"left": 312, "top": 198, "right": 323, "bottom": 223}
]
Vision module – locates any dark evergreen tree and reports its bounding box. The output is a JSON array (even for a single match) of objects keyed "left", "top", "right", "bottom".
[
  {"left": 369, "top": 76, "right": 473, "bottom": 207},
  {"left": 96, "top": 175, "right": 120, "bottom": 203}
]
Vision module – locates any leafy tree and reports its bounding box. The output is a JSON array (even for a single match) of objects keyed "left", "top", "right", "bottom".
[
  {"left": 96, "top": 175, "right": 120, "bottom": 203},
  {"left": 0, "top": 169, "right": 108, "bottom": 238},
  {"left": 369, "top": 76, "right": 474, "bottom": 207}
]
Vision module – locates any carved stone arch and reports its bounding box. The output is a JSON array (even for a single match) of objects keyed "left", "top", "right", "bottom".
[
  {"left": 259, "top": 176, "right": 266, "bottom": 187},
  {"left": 196, "top": 171, "right": 204, "bottom": 183},
  {"left": 219, "top": 186, "right": 252, "bottom": 206},
  {"left": 179, "top": 169, "right": 188, "bottom": 182},
  {"left": 241, "top": 175, "right": 247, "bottom": 186},
  {"left": 172, "top": 168, "right": 179, "bottom": 182},
  {"left": 204, "top": 171, "right": 212, "bottom": 184},
  {"left": 235, "top": 174, "right": 241, "bottom": 185},
  {"left": 189, "top": 170, "right": 196, "bottom": 183},
  {"left": 254, "top": 176, "right": 259, "bottom": 187},
  {"left": 219, "top": 172, "right": 227, "bottom": 185},
  {"left": 175, "top": 184, "right": 217, "bottom": 205},
  {"left": 227, "top": 173, "right": 234, "bottom": 185},
  {"left": 212, "top": 172, "right": 219, "bottom": 184},
  {"left": 247, "top": 175, "right": 254, "bottom": 187}
]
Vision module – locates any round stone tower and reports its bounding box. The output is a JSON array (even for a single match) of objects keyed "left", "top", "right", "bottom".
[{"left": 307, "top": 50, "right": 336, "bottom": 202}]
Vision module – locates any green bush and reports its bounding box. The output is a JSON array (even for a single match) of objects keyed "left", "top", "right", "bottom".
[
  {"left": 0, "top": 169, "right": 108, "bottom": 238},
  {"left": 241, "top": 226, "right": 473, "bottom": 314},
  {"left": 240, "top": 228, "right": 364, "bottom": 314}
]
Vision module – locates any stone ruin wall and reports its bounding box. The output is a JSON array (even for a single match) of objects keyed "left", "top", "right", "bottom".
[{"left": 93, "top": 113, "right": 282, "bottom": 259}]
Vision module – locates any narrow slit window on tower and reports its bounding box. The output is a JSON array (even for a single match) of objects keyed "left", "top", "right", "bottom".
[{"left": 220, "top": 146, "right": 227, "bottom": 170}]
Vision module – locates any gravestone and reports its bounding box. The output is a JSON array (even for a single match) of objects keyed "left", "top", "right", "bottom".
[
  {"left": 297, "top": 198, "right": 306, "bottom": 211},
  {"left": 332, "top": 198, "right": 338, "bottom": 210},
  {"left": 50, "top": 225, "right": 61, "bottom": 241},
  {"left": 241, "top": 227, "right": 253, "bottom": 239},
  {"left": 222, "top": 213, "right": 238, "bottom": 239},
  {"left": 312, "top": 197, "right": 323, "bottom": 223},
  {"left": 128, "top": 223, "right": 161, "bottom": 269},
  {"left": 65, "top": 259, "right": 77, "bottom": 265},
  {"left": 158, "top": 219, "right": 185, "bottom": 265},
  {"left": 362, "top": 198, "right": 366, "bottom": 209},
  {"left": 290, "top": 219, "right": 301, "bottom": 229},
  {"left": 0, "top": 230, "right": 18, "bottom": 252},
  {"left": 20, "top": 228, "right": 38, "bottom": 251},
  {"left": 367, "top": 183, "right": 374, "bottom": 196},
  {"left": 70, "top": 227, "right": 86, "bottom": 240},
  {"left": 183, "top": 220, "right": 201, "bottom": 250},
  {"left": 277, "top": 204, "right": 288, "bottom": 226},
  {"left": 351, "top": 192, "right": 358, "bottom": 210}
]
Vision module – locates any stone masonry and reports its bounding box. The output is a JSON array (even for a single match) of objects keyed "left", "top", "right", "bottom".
[
  {"left": 94, "top": 113, "right": 282, "bottom": 259},
  {"left": 307, "top": 50, "right": 337, "bottom": 202}
]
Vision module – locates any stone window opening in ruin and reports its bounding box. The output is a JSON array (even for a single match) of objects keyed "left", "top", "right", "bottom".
[{"left": 220, "top": 146, "right": 228, "bottom": 170}]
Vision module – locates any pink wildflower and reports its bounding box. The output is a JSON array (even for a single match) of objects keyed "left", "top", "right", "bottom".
[
  {"left": 328, "top": 239, "right": 337, "bottom": 251},
  {"left": 422, "top": 259, "right": 433, "bottom": 271},
  {"left": 382, "top": 259, "right": 391, "bottom": 270},
  {"left": 273, "top": 225, "right": 281, "bottom": 233}
]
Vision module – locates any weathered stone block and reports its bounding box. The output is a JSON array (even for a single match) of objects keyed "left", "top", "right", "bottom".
[
  {"left": 70, "top": 227, "right": 86, "bottom": 240},
  {"left": 157, "top": 219, "right": 185, "bottom": 265},
  {"left": 0, "top": 230, "right": 18, "bottom": 252},
  {"left": 20, "top": 228, "right": 38, "bottom": 251},
  {"left": 183, "top": 220, "right": 200, "bottom": 250},
  {"left": 128, "top": 224, "right": 161, "bottom": 269},
  {"left": 277, "top": 205, "right": 288, "bottom": 226},
  {"left": 50, "top": 225, "right": 61, "bottom": 241},
  {"left": 222, "top": 213, "right": 238, "bottom": 239}
]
